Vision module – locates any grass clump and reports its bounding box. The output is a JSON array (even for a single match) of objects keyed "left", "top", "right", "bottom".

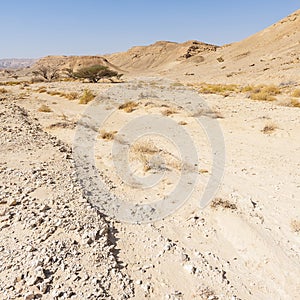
[
  {"left": 79, "top": 89, "right": 95, "bottom": 104},
  {"left": 38, "top": 104, "right": 52, "bottom": 112},
  {"left": 0, "top": 88, "right": 8, "bottom": 93},
  {"left": 64, "top": 92, "right": 79, "bottom": 100},
  {"left": 210, "top": 198, "right": 237, "bottom": 210},
  {"left": 249, "top": 85, "right": 280, "bottom": 101},
  {"left": 99, "top": 130, "right": 117, "bottom": 140},
  {"left": 118, "top": 101, "right": 138, "bottom": 113},
  {"left": 291, "top": 89, "right": 300, "bottom": 98},
  {"left": 289, "top": 98, "right": 300, "bottom": 108},
  {"left": 199, "top": 83, "right": 239, "bottom": 96},
  {"left": 291, "top": 220, "right": 300, "bottom": 233},
  {"left": 261, "top": 123, "right": 277, "bottom": 134},
  {"left": 161, "top": 108, "right": 177, "bottom": 116}
]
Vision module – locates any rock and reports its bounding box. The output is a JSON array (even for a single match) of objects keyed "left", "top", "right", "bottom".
[
  {"left": 183, "top": 264, "right": 196, "bottom": 274},
  {"left": 24, "top": 292, "right": 35, "bottom": 300},
  {"left": 8, "top": 199, "right": 17, "bottom": 206}
]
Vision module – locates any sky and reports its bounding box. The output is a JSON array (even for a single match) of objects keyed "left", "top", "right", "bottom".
[{"left": 1, "top": 0, "right": 299, "bottom": 58}]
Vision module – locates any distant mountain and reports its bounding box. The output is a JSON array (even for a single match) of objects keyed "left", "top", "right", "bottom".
[{"left": 0, "top": 58, "right": 37, "bottom": 69}]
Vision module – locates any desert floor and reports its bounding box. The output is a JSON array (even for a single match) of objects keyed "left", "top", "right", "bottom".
[{"left": 0, "top": 78, "right": 299, "bottom": 299}]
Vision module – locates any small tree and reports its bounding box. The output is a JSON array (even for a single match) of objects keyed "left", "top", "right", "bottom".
[
  {"left": 32, "top": 66, "right": 59, "bottom": 81},
  {"left": 73, "top": 65, "right": 121, "bottom": 83}
]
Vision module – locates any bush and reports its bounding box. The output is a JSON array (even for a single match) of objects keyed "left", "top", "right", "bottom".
[
  {"left": 73, "top": 65, "right": 121, "bottom": 83},
  {"left": 291, "top": 89, "right": 300, "bottom": 98},
  {"left": 38, "top": 104, "right": 52, "bottom": 112},
  {"left": 79, "top": 89, "right": 95, "bottom": 104}
]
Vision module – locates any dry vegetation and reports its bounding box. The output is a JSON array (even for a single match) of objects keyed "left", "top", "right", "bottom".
[
  {"left": 161, "top": 108, "right": 177, "bottom": 116},
  {"left": 0, "top": 88, "right": 8, "bottom": 93},
  {"left": 289, "top": 98, "right": 300, "bottom": 108},
  {"left": 38, "top": 104, "right": 52, "bottom": 112},
  {"left": 79, "top": 89, "right": 95, "bottom": 104},
  {"left": 99, "top": 130, "right": 117, "bottom": 140},
  {"left": 291, "top": 89, "right": 300, "bottom": 98},
  {"left": 198, "top": 83, "right": 239, "bottom": 96},
  {"left": 118, "top": 101, "right": 138, "bottom": 113},
  {"left": 261, "top": 122, "right": 278, "bottom": 134},
  {"left": 291, "top": 220, "right": 300, "bottom": 233},
  {"left": 210, "top": 198, "right": 237, "bottom": 210}
]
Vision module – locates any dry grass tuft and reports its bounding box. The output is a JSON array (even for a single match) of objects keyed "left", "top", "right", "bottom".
[
  {"left": 289, "top": 98, "right": 300, "bottom": 108},
  {"left": 99, "top": 130, "right": 117, "bottom": 141},
  {"left": 210, "top": 198, "right": 237, "bottom": 210},
  {"left": 38, "top": 104, "right": 52, "bottom": 112},
  {"left": 79, "top": 89, "right": 95, "bottom": 104},
  {"left": 118, "top": 101, "right": 138, "bottom": 113},
  {"left": 0, "top": 88, "right": 8, "bottom": 93},
  {"left": 291, "top": 220, "right": 300, "bottom": 233},
  {"left": 199, "top": 83, "right": 239, "bottom": 96},
  {"left": 249, "top": 85, "right": 280, "bottom": 101},
  {"left": 178, "top": 121, "right": 187, "bottom": 125},
  {"left": 261, "top": 123, "right": 277, "bottom": 134},
  {"left": 36, "top": 86, "right": 47, "bottom": 93},
  {"left": 291, "top": 89, "right": 300, "bottom": 98},
  {"left": 64, "top": 92, "right": 79, "bottom": 100},
  {"left": 161, "top": 108, "right": 177, "bottom": 116}
]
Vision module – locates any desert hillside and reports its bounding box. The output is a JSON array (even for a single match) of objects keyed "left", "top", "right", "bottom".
[{"left": 106, "top": 9, "right": 300, "bottom": 85}]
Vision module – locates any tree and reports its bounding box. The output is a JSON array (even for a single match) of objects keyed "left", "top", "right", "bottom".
[
  {"left": 73, "top": 65, "right": 122, "bottom": 83},
  {"left": 32, "top": 66, "right": 59, "bottom": 81}
]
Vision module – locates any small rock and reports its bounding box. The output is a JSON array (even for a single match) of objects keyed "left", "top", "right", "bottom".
[
  {"left": 8, "top": 199, "right": 17, "bottom": 206},
  {"left": 24, "top": 292, "right": 35, "bottom": 300},
  {"left": 183, "top": 264, "right": 196, "bottom": 274}
]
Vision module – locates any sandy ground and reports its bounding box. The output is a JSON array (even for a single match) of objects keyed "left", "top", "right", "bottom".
[{"left": 0, "top": 79, "right": 299, "bottom": 299}]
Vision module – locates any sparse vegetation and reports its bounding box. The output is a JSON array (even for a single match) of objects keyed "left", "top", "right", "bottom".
[
  {"left": 199, "top": 83, "right": 239, "bottom": 96},
  {"left": 217, "top": 56, "right": 224, "bottom": 62},
  {"left": 99, "top": 130, "right": 117, "bottom": 140},
  {"left": 289, "top": 98, "right": 300, "bottom": 108},
  {"left": 161, "top": 108, "right": 177, "bottom": 116},
  {"left": 0, "top": 88, "right": 8, "bottom": 93},
  {"left": 73, "top": 65, "right": 122, "bottom": 83},
  {"left": 291, "top": 89, "right": 300, "bottom": 98},
  {"left": 210, "top": 198, "right": 237, "bottom": 210},
  {"left": 38, "top": 104, "right": 52, "bottom": 112},
  {"left": 261, "top": 123, "right": 277, "bottom": 134},
  {"left": 291, "top": 220, "right": 300, "bottom": 233},
  {"left": 249, "top": 85, "right": 280, "bottom": 101},
  {"left": 79, "top": 89, "right": 95, "bottom": 104},
  {"left": 118, "top": 101, "right": 138, "bottom": 113},
  {"left": 178, "top": 121, "right": 187, "bottom": 125}
]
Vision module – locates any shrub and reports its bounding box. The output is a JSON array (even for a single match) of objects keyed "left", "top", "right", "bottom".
[
  {"left": 199, "top": 83, "right": 239, "bottom": 96},
  {"left": 291, "top": 89, "right": 300, "bottom": 98},
  {"left": 291, "top": 220, "right": 300, "bottom": 233},
  {"left": 217, "top": 57, "right": 224, "bottom": 62},
  {"left": 38, "top": 104, "right": 52, "bottom": 112},
  {"left": 250, "top": 92, "right": 276, "bottom": 101},
  {"left": 161, "top": 108, "right": 177, "bottom": 116},
  {"left": 99, "top": 130, "right": 117, "bottom": 140},
  {"left": 64, "top": 92, "right": 79, "bottom": 100},
  {"left": 290, "top": 98, "right": 300, "bottom": 108},
  {"left": 73, "top": 65, "right": 120, "bottom": 83},
  {"left": 79, "top": 89, "right": 95, "bottom": 104},
  {"left": 210, "top": 198, "right": 237, "bottom": 210},
  {"left": 118, "top": 101, "right": 138, "bottom": 113},
  {"left": 0, "top": 88, "right": 8, "bottom": 93},
  {"left": 261, "top": 123, "right": 277, "bottom": 134}
]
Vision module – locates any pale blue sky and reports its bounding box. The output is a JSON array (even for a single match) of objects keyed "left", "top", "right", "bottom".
[{"left": 1, "top": 1, "right": 299, "bottom": 58}]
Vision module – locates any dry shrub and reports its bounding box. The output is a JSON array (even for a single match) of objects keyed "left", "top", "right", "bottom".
[
  {"left": 249, "top": 84, "right": 280, "bottom": 101},
  {"left": 47, "top": 90, "right": 62, "bottom": 96},
  {"left": 79, "top": 89, "right": 95, "bottom": 104},
  {"left": 199, "top": 83, "right": 239, "bottom": 96},
  {"left": 199, "top": 169, "right": 209, "bottom": 174},
  {"left": 262, "top": 123, "right": 277, "bottom": 134},
  {"left": 99, "top": 130, "right": 117, "bottom": 140},
  {"left": 38, "top": 104, "right": 52, "bottom": 112},
  {"left": 210, "top": 198, "right": 237, "bottom": 210},
  {"left": 0, "top": 88, "right": 8, "bottom": 93},
  {"left": 178, "top": 121, "right": 187, "bottom": 125},
  {"left": 161, "top": 108, "right": 177, "bottom": 116},
  {"left": 291, "top": 220, "right": 300, "bottom": 233},
  {"left": 118, "top": 101, "right": 138, "bottom": 113},
  {"left": 64, "top": 92, "right": 79, "bottom": 100},
  {"left": 290, "top": 98, "right": 300, "bottom": 108},
  {"left": 291, "top": 89, "right": 300, "bottom": 98},
  {"left": 48, "top": 122, "right": 75, "bottom": 129}
]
